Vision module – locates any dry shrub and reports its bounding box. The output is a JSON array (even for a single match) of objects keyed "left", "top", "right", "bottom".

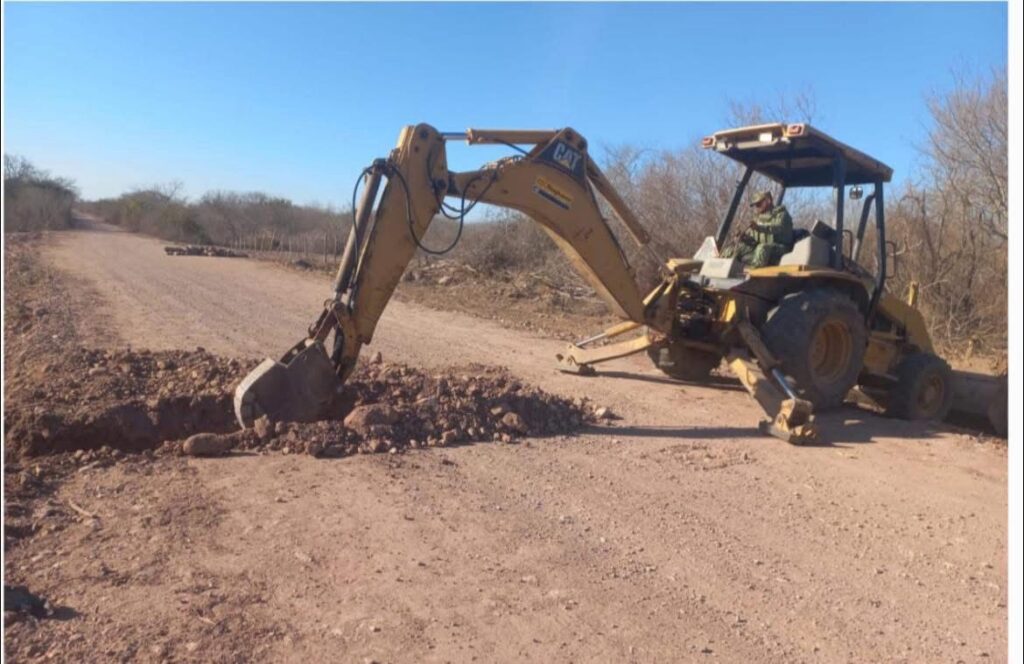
[{"left": 3, "top": 155, "right": 78, "bottom": 232}]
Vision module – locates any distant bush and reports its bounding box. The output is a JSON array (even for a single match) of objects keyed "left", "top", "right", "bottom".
[
  {"left": 3, "top": 155, "right": 78, "bottom": 232},
  {"left": 85, "top": 186, "right": 353, "bottom": 256}
]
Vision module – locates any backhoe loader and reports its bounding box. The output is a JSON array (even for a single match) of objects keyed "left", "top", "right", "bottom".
[{"left": 233, "top": 122, "right": 1006, "bottom": 443}]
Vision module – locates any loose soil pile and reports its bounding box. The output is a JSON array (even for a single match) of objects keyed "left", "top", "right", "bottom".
[
  {"left": 223, "top": 358, "right": 595, "bottom": 457},
  {"left": 4, "top": 347, "right": 594, "bottom": 460}
]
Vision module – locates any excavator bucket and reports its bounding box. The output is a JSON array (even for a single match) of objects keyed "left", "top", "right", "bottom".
[{"left": 233, "top": 341, "right": 343, "bottom": 429}]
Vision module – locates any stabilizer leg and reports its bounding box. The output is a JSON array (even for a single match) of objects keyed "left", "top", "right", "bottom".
[
  {"left": 556, "top": 322, "right": 652, "bottom": 374},
  {"left": 725, "top": 351, "right": 817, "bottom": 445}
]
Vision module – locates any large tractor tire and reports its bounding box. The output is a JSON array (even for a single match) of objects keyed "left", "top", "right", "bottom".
[
  {"left": 886, "top": 352, "right": 954, "bottom": 421},
  {"left": 648, "top": 343, "right": 722, "bottom": 382},
  {"left": 761, "top": 288, "right": 867, "bottom": 410}
]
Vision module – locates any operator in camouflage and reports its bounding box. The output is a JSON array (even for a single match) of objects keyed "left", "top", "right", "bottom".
[{"left": 722, "top": 190, "right": 794, "bottom": 268}]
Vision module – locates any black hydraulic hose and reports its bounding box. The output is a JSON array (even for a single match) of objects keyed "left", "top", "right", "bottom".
[{"left": 389, "top": 164, "right": 496, "bottom": 256}]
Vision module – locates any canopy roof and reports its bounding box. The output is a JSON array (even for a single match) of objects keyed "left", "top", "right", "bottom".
[{"left": 702, "top": 123, "right": 893, "bottom": 187}]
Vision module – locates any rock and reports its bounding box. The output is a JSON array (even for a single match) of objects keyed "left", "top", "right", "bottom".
[
  {"left": 415, "top": 395, "right": 438, "bottom": 409},
  {"left": 369, "top": 351, "right": 384, "bottom": 365},
  {"left": 253, "top": 416, "right": 273, "bottom": 442},
  {"left": 182, "top": 432, "right": 233, "bottom": 457},
  {"left": 594, "top": 406, "right": 618, "bottom": 420},
  {"left": 440, "top": 430, "right": 458, "bottom": 446},
  {"left": 501, "top": 412, "right": 528, "bottom": 434},
  {"left": 437, "top": 275, "right": 453, "bottom": 286},
  {"left": 344, "top": 404, "right": 398, "bottom": 434}
]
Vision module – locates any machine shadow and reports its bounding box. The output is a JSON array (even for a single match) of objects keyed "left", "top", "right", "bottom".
[
  {"left": 580, "top": 367, "right": 975, "bottom": 446},
  {"left": 590, "top": 369, "right": 747, "bottom": 392},
  {"left": 813, "top": 408, "right": 972, "bottom": 446},
  {"left": 582, "top": 404, "right": 963, "bottom": 447},
  {"left": 583, "top": 424, "right": 761, "bottom": 439}
]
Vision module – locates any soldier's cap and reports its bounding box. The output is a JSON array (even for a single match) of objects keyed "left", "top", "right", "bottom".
[{"left": 749, "top": 190, "right": 772, "bottom": 207}]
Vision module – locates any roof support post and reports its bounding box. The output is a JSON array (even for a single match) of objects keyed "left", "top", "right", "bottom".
[
  {"left": 867, "top": 180, "right": 887, "bottom": 323},
  {"left": 850, "top": 191, "right": 877, "bottom": 264},
  {"left": 716, "top": 166, "right": 753, "bottom": 249},
  {"left": 832, "top": 154, "right": 847, "bottom": 269}
]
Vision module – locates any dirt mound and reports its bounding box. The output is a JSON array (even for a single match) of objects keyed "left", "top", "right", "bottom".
[
  {"left": 217, "top": 359, "right": 594, "bottom": 457},
  {"left": 5, "top": 346, "right": 593, "bottom": 461}
]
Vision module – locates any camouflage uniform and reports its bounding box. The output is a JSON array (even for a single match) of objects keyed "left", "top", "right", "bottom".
[{"left": 722, "top": 194, "right": 794, "bottom": 268}]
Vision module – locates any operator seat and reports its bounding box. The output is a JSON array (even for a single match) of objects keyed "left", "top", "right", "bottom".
[{"left": 779, "top": 220, "right": 833, "bottom": 268}]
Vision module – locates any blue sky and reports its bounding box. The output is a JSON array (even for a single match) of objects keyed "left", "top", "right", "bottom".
[{"left": 3, "top": 2, "right": 1007, "bottom": 206}]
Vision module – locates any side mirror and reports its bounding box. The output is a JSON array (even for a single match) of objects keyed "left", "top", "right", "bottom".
[
  {"left": 885, "top": 240, "right": 899, "bottom": 280},
  {"left": 849, "top": 185, "right": 864, "bottom": 201}
]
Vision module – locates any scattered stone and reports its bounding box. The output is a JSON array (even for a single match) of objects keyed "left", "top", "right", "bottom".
[
  {"left": 254, "top": 416, "right": 273, "bottom": 442},
  {"left": 344, "top": 404, "right": 398, "bottom": 434},
  {"left": 501, "top": 412, "right": 528, "bottom": 433},
  {"left": 182, "top": 432, "right": 233, "bottom": 457}
]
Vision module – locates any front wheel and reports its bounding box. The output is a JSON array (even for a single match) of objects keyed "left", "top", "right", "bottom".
[
  {"left": 886, "top": 353, "right": 953, "bottom": 421},
  {"left": 647, "top": 342, "right": 721, "bottom": 382}
]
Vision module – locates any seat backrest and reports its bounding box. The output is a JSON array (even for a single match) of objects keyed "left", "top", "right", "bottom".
[
  {"left": 810, "top": 220, "right": 836, "bottom": 243},
  {"left": 699, "top": 256, "right": 744, "bottom": 278},
  {"left": 779, "top": 235, "right": 831, "bottom": 267}
]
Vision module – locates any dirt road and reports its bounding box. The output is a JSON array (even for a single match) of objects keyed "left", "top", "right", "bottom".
[{"left": 28, "top": 228, "right": 1007, "bottom": 662}]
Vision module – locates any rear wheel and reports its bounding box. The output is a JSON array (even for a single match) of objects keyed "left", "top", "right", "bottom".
[
  {"left": 648, "top": 342, "right": 721, "bottom": 382},
  {"left": 886, "top": 353, "right": 953, "bottom": 421},
  {"left": 761, "top": 288, "right": 867, "bottom": 409}
]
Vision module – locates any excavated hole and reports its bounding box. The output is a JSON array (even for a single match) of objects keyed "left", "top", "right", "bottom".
[{"left": 4, "top": 348, "right": 252, "bottom": 458}]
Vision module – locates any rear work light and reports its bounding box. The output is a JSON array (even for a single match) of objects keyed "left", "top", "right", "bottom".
[
  {"left": 786, "top": 124, "right": 806, "bottom": 137},
  {"left": 701, "top": 136, "right": 715, "bottom": 148}
]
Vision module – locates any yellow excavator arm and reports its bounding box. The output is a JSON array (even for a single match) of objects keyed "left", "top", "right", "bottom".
[{"left": 233, "top": 123, "right": 815, "bottom": 444}]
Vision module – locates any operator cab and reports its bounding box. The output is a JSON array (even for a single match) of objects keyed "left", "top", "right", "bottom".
[{"left": 698, "top": 122, "right": 893, "bottom": 278}]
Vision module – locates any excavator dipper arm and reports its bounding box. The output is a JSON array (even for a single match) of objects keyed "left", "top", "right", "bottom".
[{"left": 234, "top": 124, "right": 657, "bottom": 427}]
